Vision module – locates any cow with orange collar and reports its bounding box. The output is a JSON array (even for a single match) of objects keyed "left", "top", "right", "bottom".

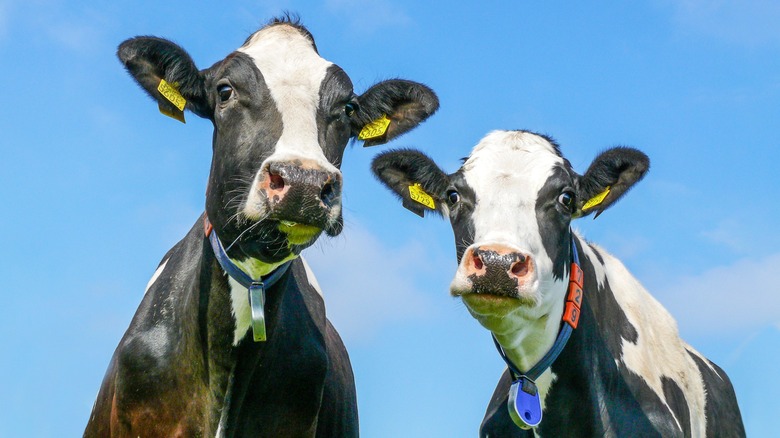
[{"left": 372, "top": 130, "right": 744, "bottom": 437}]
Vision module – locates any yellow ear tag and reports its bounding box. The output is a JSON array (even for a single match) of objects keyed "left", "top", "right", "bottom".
[
  {"left": 358, "top": 114, "right": 391, "bottom": 140},
  {"left": 157, "top": 79, "right": 186, "bottom": 123},
  {"left": 408, "top": 183, "right": 435, "bottom": 209},
  {"left": 582, "top": 186, "right": 611, "bottom": 211}
]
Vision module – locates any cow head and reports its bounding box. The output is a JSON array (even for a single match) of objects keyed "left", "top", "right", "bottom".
[
  {"left": 372, "top": 130, "right": 648, "bottom": 336},
  {"left": 118, "top": 17, "right": 438, "bottom": 274}
]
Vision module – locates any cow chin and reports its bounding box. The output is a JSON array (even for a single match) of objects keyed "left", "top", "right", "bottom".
[
  {"left": 459, "top": 290, "right": 538, "bottom": 317},
  {"left": 236, "top": 213, "right": 343, "bottom": 263},
  {"left": 450, "top": 270, "right": 540, "bottom": 316}
]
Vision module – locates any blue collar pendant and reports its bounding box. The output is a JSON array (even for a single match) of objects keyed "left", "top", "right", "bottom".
[
  {"left": 508, "top": 376, "right": 543, "bottom": 429},
  {"left": 249, "top": 282, "right": 267, "bottom": 342}
]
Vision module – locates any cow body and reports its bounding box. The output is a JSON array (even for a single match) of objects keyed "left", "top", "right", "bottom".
[
  {"left": 86, "top": 219, "right": 353, "bottom": 437},
  {"left": 480, "top": 238, "right": 744, "bottom": 437},
  {"left": 372, "top": 130, "right": 744, "bottom": 437},
  {"left": 85, "top": 16, "right": 437, "bottom": 437}
]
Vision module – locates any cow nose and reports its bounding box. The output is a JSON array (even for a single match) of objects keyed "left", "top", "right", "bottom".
[
  {"left": 263, "top": 160, "right": 342, "bottom": 209},
  {"left": 460, "top": 244, "right": 534, "bottom": 294},
  {"left": 259, "top": 159, "right": 341, "bottom": 229}
]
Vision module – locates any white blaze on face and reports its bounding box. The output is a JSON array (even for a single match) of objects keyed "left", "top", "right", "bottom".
[
  {"left": 453, "top": 131, "right": 572, "bottom": 405},
  {"left": 238, "top": 25, "right": 341, "bottom": 218},
  {"left": 454, "top": 131, "right": 568, "bottom": 312}
]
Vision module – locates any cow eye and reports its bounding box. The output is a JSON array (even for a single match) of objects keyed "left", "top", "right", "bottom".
[
  {"left": 558, "top": 191, "right": 574, "bottom": 208},
  {"left": 217, "top": 84, "right": 233, "bottom": 102},
  {"left": 447, "top": 190, "right": 460, "bottom": 205},
  {"left": 344, "top": 102, "right": 358, "bottom": 117}
]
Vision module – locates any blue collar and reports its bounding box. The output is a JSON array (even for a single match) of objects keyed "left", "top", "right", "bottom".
[
  {"left": 205, "top": 217, "right": 292, "bottom": 342},
  {"left": 491, "top": 233, "right": 584, "bottom": 429}
]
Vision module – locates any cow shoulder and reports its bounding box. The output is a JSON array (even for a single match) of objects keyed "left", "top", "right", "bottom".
[
  {"left": 109, "top": 217, "right": 212, "bottom": 433},
  {"left": 582, "top": 242, "right": 708, "bottom": 437}
]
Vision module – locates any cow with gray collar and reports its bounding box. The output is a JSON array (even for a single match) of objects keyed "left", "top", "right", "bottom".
[
  {"left": 372, "top": 130, "right": 744, "bottom": 437},
  {"left": 84, "top": 16, "right": 438, "bottom": 437}
]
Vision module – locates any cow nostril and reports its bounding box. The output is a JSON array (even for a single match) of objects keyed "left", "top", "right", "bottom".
[
  {"left": 510, "top": 259, "right": 528, "bottom": 277},
  {"left": 320, "top": 181, "right": 337, "bottom": 207},
  {"left": 269, "top": 172, "right": 285, "bottom": 190},
  {"left": 473, "top": 252, "right": 484, "bottom": 270}
]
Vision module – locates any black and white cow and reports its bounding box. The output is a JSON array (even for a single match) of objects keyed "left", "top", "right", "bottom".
[
  {"left": 372, "top": 130, "right": 744, "bottom": 437},
  {"left": 84, "top": 16, "right": 438, "bottom": 437}
]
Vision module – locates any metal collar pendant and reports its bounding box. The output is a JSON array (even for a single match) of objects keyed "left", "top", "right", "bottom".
[
  {"left": 248, "top": 282, "right": 268, "bottom": 342},
  {"left": 205, "top": 216, "right": 292, "bottom": 342},
  {"left": 494, "top": 233, "right": 584, "bottom": 429}
]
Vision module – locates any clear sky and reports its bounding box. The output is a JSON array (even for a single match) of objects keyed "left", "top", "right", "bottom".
[{"left": 1, "top": 0, "right": 778, "bottom": 436}]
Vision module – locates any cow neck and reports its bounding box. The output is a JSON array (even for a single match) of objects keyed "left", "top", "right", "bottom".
[
  {"left": 204, "top": 216, "right": 292, "bottom": 342},
  {"left": 491, "top": 232, "right": 584, "bottom": 430}
]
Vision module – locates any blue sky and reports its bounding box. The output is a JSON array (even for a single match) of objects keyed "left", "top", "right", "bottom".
[{"left": 1, "top": 0, "right": 778, "bottom": 436}]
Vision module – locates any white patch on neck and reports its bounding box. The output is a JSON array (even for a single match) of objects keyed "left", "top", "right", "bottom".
[
  {"left": 300, "top": 256, "right": 323, "bottom": 297},
  {"left": 226, "top": 248, "right": 298, "bottom": 346},
  {"left": 490, "top": 295, "right": 565, "bottom": 412},
  {"left": 144, "top": 258, "right": 169, "bottom": 295},
  {"left": 576, "top": 238, "right": 607, "bottom": 289},
  {"left": 227, "top": 275, "right": 252, "bottom": 346},
  {"left": 592, "top": 246, "right": 708, "bottom": 436}
]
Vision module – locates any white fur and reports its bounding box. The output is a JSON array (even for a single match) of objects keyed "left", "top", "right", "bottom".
[
  {"left": 300, "top": 256, "right": 323, "bottom": 297},
  {"left": 227, "top": 275, "right": 252, "bottom": 346},
  {"left": 144, "top": 258, "right": 169, "bottom": 295},
  {"left": 592, "top": 244, "right": 708, "bottom": 435},
  {"left": 452, "top": 131, "right": 566, "bottom": 304},
  {"left": 453, "top": 131, "right": 570, "bottom": 409},
  {"left": 227, "top": 253, "right": 297, "bottom": 346},
  {"left": 238, "top": 24, "right": 341, "bottom": 220},
  {"left": 226, "top": 24, "right": 334, "bottom": 343}
]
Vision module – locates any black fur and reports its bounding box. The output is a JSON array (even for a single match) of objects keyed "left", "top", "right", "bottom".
[
  {"left": 371, "top": 149, "right": 449, "bottom": 217},
  {"left": 117, "top": 37, "right": 211, "bottom": 118},
  {"left": 355, "top": 80, "right": 440, "bottom": 147},
  {"left": 577, "top": 146, "right": 650, "bottom": 218}
]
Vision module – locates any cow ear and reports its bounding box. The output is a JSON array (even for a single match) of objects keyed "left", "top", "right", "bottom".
[
  {"left": 117, "top": 37, "right": 212, "bottom": 122},
  {"left": 372, "top": 149, "right": 449, "bottom": 218},
  {"left": 353, "top": 80, "right": 439, "bottom": 146},
  {"left": 575, "top": 147, "right": 650, "bottom": 219}
]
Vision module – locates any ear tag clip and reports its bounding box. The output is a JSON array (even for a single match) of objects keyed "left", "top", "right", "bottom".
[
  {"left": 358, "top": 114, "right": 391, "bottom": 140},
  {"left": 157, "top": 79, "right": 186, "bottom": 123},
  {"left": 508, "top": 377, "right": 543, "bottom": 429},
  {"left": 248, "top": 282, "right": 267, "bottom": 342},
  {"left": 408, "top": 183, "right": 435, "bottom": 209},
  {"left": 582, "top": 186, "right": 611, "bottom": 211}
]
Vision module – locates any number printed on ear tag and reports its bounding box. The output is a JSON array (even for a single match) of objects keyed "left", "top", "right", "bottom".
[{"left": 508, "top": 377, "right": 543, "bottom": 429}]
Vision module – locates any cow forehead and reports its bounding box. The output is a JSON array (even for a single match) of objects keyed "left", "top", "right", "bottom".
[
  {"left": 236, "top": 24, "right": 338, "bottom": 166},
  {"left": 461, "top": 131, "right": 566, "bottom": 197},
  {"left": 238, "top": 24, "right": 333, "bottom": 92}
]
